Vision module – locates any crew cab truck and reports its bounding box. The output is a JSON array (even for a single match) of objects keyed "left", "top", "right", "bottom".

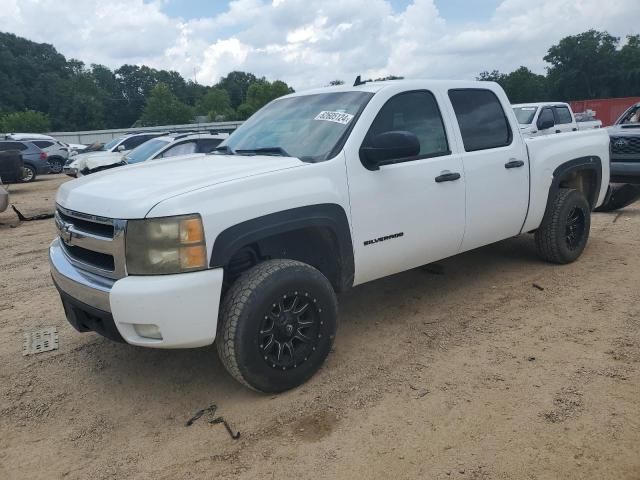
[
  {"left": 50, "top": 80, "right": 610, "bottom": 393},
  {"left": 513, "top": 102, "right": 601, "bottom": 137}
]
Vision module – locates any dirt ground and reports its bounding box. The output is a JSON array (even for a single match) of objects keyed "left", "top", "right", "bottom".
[{"left": 0, "top": 174, "right": 639, "bottom": 480}]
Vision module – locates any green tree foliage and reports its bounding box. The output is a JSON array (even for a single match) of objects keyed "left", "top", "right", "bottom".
[
  {"left": 479, "top": 30, "right": 640, "bottom": 103},
  {"left": 0, "top": 110, "right": 50, "bottom": 132},
  {"left": 217, "top": 71, "right": 258, "bottom": 110},
  {"left": 196, "top": 89, "right": 233, "bottom": 121},
  {"left": 236, "top": 80, "right": 294, "bottom": 119},
  {"left": 138, "top": 83, "right": 193, "bottom": 126}
]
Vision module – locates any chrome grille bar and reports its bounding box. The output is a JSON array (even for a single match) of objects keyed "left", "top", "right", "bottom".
[{"left": 55, "top": 205, "right": 127, "bottom": 279}]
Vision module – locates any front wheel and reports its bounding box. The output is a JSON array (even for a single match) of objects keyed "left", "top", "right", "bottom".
[
  {"left": 217, "top": 259, "right": 338, "bottom": 393},
  {"left": 535, "top": 188, "right": 591, "bottom": 264},
  {"left": 48, "top": 158, "right": 64, "bottom": 174}
]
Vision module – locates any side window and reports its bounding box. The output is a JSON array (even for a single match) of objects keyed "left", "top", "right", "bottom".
[
  {"left": 448, "top": 89, "right": 512, "bottom": 151},
  {"left": 0, "top": 142, "right": 11, "bottom": 151},
  {"left": 362, "top": 90, "right": 449, "bottom": 162},
  {"left": 33, "top": 141, "right": 53, "bottom": 148},
  {"left": 122, "top": 135, "right": 151, "bottom": 150},
  {"left": 160, "top": 141, "right": 197, "bottom": 158},
  {"left": 538, "top": 108, "right": 554, "bottom": 128},
  {"left": 554, "top": 106, "right": 573, "bottom": 124},
  {"left": 197, "top": 138, "right": 222, "bottom": 153}
]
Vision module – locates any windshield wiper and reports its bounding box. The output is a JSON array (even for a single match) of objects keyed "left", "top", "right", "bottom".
[
  {"left": 235, "top": 147, "right": 291, "bottom": 157},
  {"left": 213, "top": 145, "right": 235, "bottom": 155}
]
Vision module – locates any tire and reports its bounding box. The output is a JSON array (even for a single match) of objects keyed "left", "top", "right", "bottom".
[
  {"left": 21, "top": 164, "right": 37, "bottom": 183},
  {"left": 535, "top": 188, "right": 591, "bottom": 264},
  {"left": 217, "top": 259, "right": 338, "bottom": 393},
  {"left": 48, "top": 158, "right": 64, "bottom": 174}
]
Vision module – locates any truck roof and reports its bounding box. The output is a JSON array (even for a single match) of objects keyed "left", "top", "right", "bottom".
[
  {"left": 512, "top": 102, "right": 570, "bottom": 109},
  {"left": 286, "top": 79, "right": 503, "bottom": 98}
]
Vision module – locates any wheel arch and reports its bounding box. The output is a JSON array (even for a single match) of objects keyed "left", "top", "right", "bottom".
[
  {"left": 210, "top": 204, "right": 354, "bottom": 292},
  {"left": 548, "top": 156, "right": 603, "bottom": 210}
]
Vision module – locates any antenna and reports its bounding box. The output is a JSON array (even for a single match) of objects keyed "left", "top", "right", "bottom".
[{"left": 353, "top": 75, "right": 366, "bottom": 86}]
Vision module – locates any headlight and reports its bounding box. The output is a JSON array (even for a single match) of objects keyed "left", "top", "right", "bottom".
[{"left": 126, "top": 214, "right": 207, "bottom": 275}]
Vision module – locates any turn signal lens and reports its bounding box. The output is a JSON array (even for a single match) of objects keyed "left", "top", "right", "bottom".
[
  {"left": 180, "top": 245, "right": 207, "bottom": 270},
  {"left": 180, "top": 218, "right": 204, "bottom": 244}
]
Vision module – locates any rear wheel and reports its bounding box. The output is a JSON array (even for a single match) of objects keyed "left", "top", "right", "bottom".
[
  {"left": 217, "top": 259, "right": 338, "bottom": 393},
  {"left": 535, "top": 188, "right": 590, "bottom": 264},
  {"left": 21, "top": 164, "right": 37, "bottom": 183}
]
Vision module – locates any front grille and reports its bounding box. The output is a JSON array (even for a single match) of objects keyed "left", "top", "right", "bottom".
[
  {"left": 63, "top": 244, "right": 115, "bottom": 271},
  {"left": 611, "top": 136, "right": 640, "bottom": 156},
  {"left": 55, "top": 205, "right": 126, "bottom": 279}
]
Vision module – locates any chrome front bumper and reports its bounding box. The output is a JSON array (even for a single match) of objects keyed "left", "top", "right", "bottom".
[{"left": 49, "top": 238, "right": 114, "bottom": 312}]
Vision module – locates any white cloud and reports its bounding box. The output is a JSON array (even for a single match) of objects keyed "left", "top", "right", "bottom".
[{"left": 0, "top": 0, "right": 638, "bottom": 90}]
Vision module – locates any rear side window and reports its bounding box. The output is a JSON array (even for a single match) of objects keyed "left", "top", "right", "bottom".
[
  {"left": 554, "top": 106, "right": 573, "bottom": 124},
  {"left": 448, "top": 89, "right": 512, "bottom": 152},
  {"left": 363, "top": 90, "right": 449, "bottom": 161},
  {"left": 33, "top": 141, "right": 53, "bottom": 148},
  {"left": 197, "top": 138, "right": 223, "bottom": 153},
  {"left": 161, "top": 141, "right": 197, "bottom": 158}
]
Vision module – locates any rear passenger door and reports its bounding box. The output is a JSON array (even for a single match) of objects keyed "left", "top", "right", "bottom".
[{"left": 448, "top": 88, "right": 529, "bottom": 252}]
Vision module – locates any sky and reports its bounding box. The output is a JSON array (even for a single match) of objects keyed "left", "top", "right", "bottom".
[{"left": 0, "top": 0, "right": 638, "bottom": 91}]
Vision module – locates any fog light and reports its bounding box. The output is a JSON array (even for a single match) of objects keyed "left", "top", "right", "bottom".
[{"left": 134, "top": 324, "right": 162, "bottom": 340}]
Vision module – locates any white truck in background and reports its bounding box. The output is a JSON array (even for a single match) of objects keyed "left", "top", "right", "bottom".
[
  {"left": 50, "top": 80, "right": 610, "bottom": 393},
  {"left": 513, "top": 102, "right": 602, "bottom": 137}
]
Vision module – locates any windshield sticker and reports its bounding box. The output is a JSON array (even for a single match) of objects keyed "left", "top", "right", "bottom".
[
  {"left": 314, "top": 111, "right": 355, "bottom": 125},
  {"left": 520, "top": 107, "right": 537, "bottom": 110}
]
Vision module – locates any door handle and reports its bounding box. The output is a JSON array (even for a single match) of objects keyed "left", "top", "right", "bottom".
[
  {"left": 555, "top": 130, "right": 561, "bottom": 133},
  {"left": 504, "top": 159, "right": 525, "bottom": 169},
  {"left": 435, "top": 172, "right": 461, "bottom": 183}
]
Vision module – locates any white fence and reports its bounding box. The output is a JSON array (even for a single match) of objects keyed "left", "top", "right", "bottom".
[{"left": 47, "top": 121, "right": 244, "bottom": 145}]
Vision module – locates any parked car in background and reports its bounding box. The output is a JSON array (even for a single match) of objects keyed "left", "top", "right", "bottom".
[
  {"left": 0, "top": 178, "right": 8, "bottom": 213},
  {"left": 513, "top": 102, "right": 601, "bottom": 137},
  {"left": 608, "top": 102, "right": 640, "bottom": 184},
  {"left": 26, "top": 139, "right": 69, "bottom": 173},
  {"left": 0, "top": 150, "right": 24, "bottom": 183},
  {"left": 64, "top": 132, "right": 228, "bottom": 176},
  {"left": 0, "top": 140, "right": 50, "bottom": 182},
  {"left": 63, "top": 132, "right": 166, "bottom": 175},
  {"left": 67, "top": 143, "right": 89, "bottom": 156}
]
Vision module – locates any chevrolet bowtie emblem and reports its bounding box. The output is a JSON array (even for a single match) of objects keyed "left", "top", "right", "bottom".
[{"left": 60, "top": 222, "right": 73, "bottom": 244}]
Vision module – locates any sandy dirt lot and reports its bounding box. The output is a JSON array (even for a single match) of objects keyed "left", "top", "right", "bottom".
[{"left": 0, "top": 174, "right": 639, "bottom": 480}]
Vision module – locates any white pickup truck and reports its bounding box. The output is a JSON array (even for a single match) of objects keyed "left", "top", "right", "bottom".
[
  {"left": 513, "top": 102, "right": 602, "bottom": 137},
  {"left": 50, "top": 80, "right": 610, "bottom": 393}
]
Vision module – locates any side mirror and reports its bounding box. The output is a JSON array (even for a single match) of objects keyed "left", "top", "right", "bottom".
[
  {"left": 537, "top": 115, "right": 555, "bottom": 131},
  {"left": 359, "top": 131, "right": 420, "bottom": 170},
  {"left": 117, "top": 144, "right": 125, "bottom": 152}
]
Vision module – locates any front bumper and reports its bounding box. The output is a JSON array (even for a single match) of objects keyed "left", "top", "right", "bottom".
[
  {"left": 63, "top": 166, "right": 78, "bottom": 177},
  {"left": 610, "top": 160, "right": 640, "bottom": 184},
  {"left": 50, "top": 238, "right": 224, "bottom": 348}
]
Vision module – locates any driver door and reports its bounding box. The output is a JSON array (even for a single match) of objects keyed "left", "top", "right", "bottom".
[{"left": 345, "top": 89, "right": 466, "bottom": 285}]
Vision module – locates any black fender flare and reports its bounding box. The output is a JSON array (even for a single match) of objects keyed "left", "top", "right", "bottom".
[
  {"left": 210, "top": 203, "right": 355, "bottom": 291},
  {"left": 547, "top": 156, "right": 603, "bottom": 209}
]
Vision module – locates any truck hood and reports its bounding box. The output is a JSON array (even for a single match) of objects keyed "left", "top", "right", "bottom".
[
  {"left": 56, "top": 154, "right": 305, "bottom": 218},
  {"left": 608, "top": 124, "right": 640, "bottom": 137}
]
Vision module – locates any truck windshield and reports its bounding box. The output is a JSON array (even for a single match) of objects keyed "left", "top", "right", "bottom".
[
  {"left": 103, "top": 136, "right": 125, "bottom": 151},
  {"left": 513, "top": 107, "right": 538, "bottom": 125},
  {"left": 219, "top": 91, "right": 374, "bottom": 162},
  {"left": 125, "top": 139, "right": 171, "bottom": 164},
  {"left": 619, "top": 106, "right": 640, "bottom": 125}
]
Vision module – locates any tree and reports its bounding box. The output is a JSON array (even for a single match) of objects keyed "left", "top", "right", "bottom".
[
  {"left": 138, "top": 83, "right": 193, "bottom": 126},
  {"left": 235, "top": 79, "right": 294, "bottom": 119},
  {"left": 196, "top": 89, "right": 233, "bottom": 121},
  {"left": 0, "top": 110, "right": 50, "bottom": 132},
  {"left": 328, "top": 80, "right": 344, "bottom": 86},
  {"left": 544, "top": 30, "right": 619, "bottom": 100},
  {"left": 217, "top": 71, "right": 258, "bottom": 110}
]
